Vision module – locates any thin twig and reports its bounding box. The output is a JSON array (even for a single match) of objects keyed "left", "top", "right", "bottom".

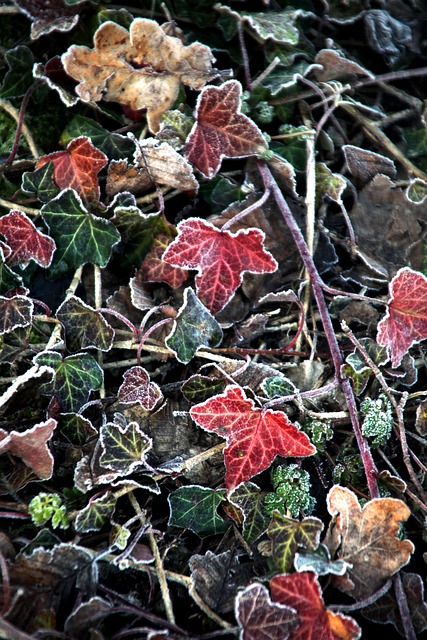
[{"left": 0, "top": 97, "right": 39, "bottom": 161}]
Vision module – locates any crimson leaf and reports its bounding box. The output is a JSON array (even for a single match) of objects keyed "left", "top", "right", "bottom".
[
  {"left": 162, "top": 218, "right": 277, "bottom": 314},
  {"left": 0, "top": 210, "right": 55, "bottom": 268},
  {"left": 190, "top": 385, "right": 315, "bottom": 491},
  {"left": 377, "top": 267, "right": 427, "bottom": 368},
  {"left": 0, "top": 294, "right": 33, "bottom": 335},
  {"left": 184, "top": 80, "right": 267, "bottom": 178},
  {"left": 117, "top": 366, "right": 163, "bottom": 411}
]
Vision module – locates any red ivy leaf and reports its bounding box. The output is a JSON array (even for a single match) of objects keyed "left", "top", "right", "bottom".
[
  {"left": 37, "top": 136, "right": 108, "bottom": 205},
  {"left": 377, "top": 268, "right": 427, "bottom": 368},
  {"left": 162, "top": 218, "right": 277, "bottom": 314},
  {"left": 0, "top": 294, "right": 33, "bottom": 334},
  {"left": 270, "top": 572, "right": 361, "bottom": 640},
  {"left": 0, "top": 210, "right": 56, "bottom": 268},
  {"left": 189, "top": 385, "right": 315, "bottom": 491},
  {"left": 184, "top": 80, "right": 267, "bottom": 178},
  {"left": 140, "top": 234, "right": 188, "bottom": 288},
  {"left": 118, "top": 366, "right": 163, "bottom": 411},
  {"left": 235, "top": 583, "right": 298, "bottom": 640},
  {"left": 0, "top": 418, "right": 57, "bottom": 480}
]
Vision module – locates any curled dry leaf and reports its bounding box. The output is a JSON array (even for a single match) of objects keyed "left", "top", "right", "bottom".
[
  {"left": 326, "top": 485, "right": 414, "bottom": 600},
  {"left": 0, "top": 418, "right": 57, "bottom": 480},
  {"left": 61, "top": 18, "right": 216, "bottom": 132},
  {"left": 106, "top": 138, "right": 198, "bottom": 197}
]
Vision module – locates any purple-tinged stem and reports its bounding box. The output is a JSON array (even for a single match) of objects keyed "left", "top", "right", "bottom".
[
  {"left": 5, "top": 82, "right": 38, "bottom": 166},
  {"left": 99, "top": 308, "right": 138, "bottom": 339},
  {"left": 257, "top": 160, "right": 379, "bottom": 498}
]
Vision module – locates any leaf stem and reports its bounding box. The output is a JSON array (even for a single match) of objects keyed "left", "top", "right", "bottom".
[
  {"left": 0, "top": 97, "right": 39, "bottom": 162},
  {"left": 257, "top": 159, "right": 379, "bottom": 498},
  {"left": 221, "top": 188, "right": 271, "bottom": 232}
]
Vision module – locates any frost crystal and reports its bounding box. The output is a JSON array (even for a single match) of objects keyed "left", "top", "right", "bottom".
[{"left": 264, "top": 463, "right": 315, "bottom": 518}]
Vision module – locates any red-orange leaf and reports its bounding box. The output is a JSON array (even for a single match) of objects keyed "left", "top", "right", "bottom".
[
  {"left": 377, "top": 267, "right": 427, "bottom": 368},
  {"left": 37, "top": 136, "right": 108, "bottom": 205},
  {"left": 189, "top": 385, "right": 315, "bottom": 491},
  {"left": 140, "top": 234, "right": 188, "bottom": 288},
  {"left": 0, "top": 210, "right": 56, "bottom": 268},
  {"left": 184, "top": 80, "right": 267, "bottom": 178},
  {"left": 270, "top": 572, "right": 361, "bottom": 640},
  {"left": 162, "top": 218, "right": 277, "bottom": 314}
]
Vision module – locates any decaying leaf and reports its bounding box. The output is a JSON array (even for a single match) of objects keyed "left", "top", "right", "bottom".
[
  {"left": 325, "top": 485, "right": 414, "bottom": 600},
  {"left": 377, "top": 267, "right": 427, "bottom": 368},
  {"left": 184, "top": 80, "right": 268, "bottom": 178},
  {"left": 13, "top": 0, "right": 84, "bottom": 40},
  {"left": 0, "top": 418, "right": 57, "bottom": 480},
  {"left": 106, "top": 137, "right": 198, "bottom": 197},
  {"left": 61, "top": 18, "right": 216, "bottom": 132},
  {"left": 190, "top": 385, "right": 315, "bottom": 491}
]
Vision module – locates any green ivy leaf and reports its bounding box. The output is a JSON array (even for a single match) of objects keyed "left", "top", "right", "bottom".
[
  {"left": 56, "top": 295, "right": 114, "bottom": 352},
  {"left": 60, "top": 413, "right": 97, "bottom": 446},
  {"left": 406, "top": 178, "right": 427, "bottom": 205},
  {"left": 74, "top": 492, "right": 117, "bottom": 533},
  {"left": 21, "top": 162, "right": 60, "bottom": 204},
  {"left": 99, "top": 420, "right": 152, "bottom": 476},
  {"left": 345, "top": 337, "right": 388, "bottom": 374},
  {"left": 61, "top": 115, "right": 136, "bottom": 161},
  {"left": 268, "top": 511, "right": 323, "bottom": 573},
  {"left": 261, "top": 375, "right": 296, "bottom": 399},
  {"left": 182, "top": 374, "right": 227, "bottom": 403},
  {"left": 166, "top": 288, "right": 223, "bottom": 364},
  {"left": 41, "top": 189, "right": 121, "bottom": 278},
  {"left": 112, "top": 202, "right": 172, "bottom": 268},
  {"left": 228, "top": 482, "right": 270, "bottom": 543},
  {"left": 0, "top": 46, "right": 34, "bottom": 98},
  {"left": 168, "top": 485, "right": 229, "bottom": 537},
  {"left": 34, "top": 351, "right": 103, "bottom": 412},
  {"left": 0, "top": 260, "right": 22, "bottom": 295}
]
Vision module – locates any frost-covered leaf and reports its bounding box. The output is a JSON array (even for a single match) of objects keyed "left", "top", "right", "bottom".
[
  {"left": 0, "top": 260, "right": 22, "bottom": 295},
  {"left": 342, "top": 145, "right": 396, "bottom": 187},
  {"left": 316, "top": 162, "right": 347, "bottom": 205},
  {"left": 182, "top": 375, "right": 227, "bottom": 404},
  {"left": 190, "top": 385, "right": 315, "bottom": 491},
  {"left": 12, "top": 0, "right": 83, "bottom": 39},
  {"left": 294, "top": 543, "right": 351, "bottom": 576},
  {"left": 377, "top": 268, "right": 427, "bottom": 368},
  {"left": 345, "top": 337, "right": 388, "bottom": 374},
  {"left": 106, "top": 138, "right": 198, "bottom": 197},
  {"left": 271, "top": 572, "right": 361, "bottom": 640},
  {"left": 162, "top": 218, "right": 277, "bottom": 314},
  {"left": 21, "top": 162, "right": 60, "bottom": 203},
  {"left": 0, "top": 294, "right": 33, "bottom": 335},
  {"left": 111, "top": 200, "right": 172, "bottom": 268},
  {"left": 117, "top": 366, "right": 163, "bottom": 411},
  {"left": 406, "top": 178, "right": 427, "bottom": 204},
  {"left": 184, "top": 80, "right": 267, "bottom": 178},
  {"left": 33, "top": 57, "right": 79, "bottom": 107},
  {"left": 74, "top": 492, "right": 117, "bottom": 533},
  {"left": 140, "top": 234, "right": 188, "bottom": 288},
  {"left": 56, "top": 295, "right": 114, "bottom": 352},
  {"left": 314, "top": 49, "right": 373, "bottom": 82},
  {"left": 41, "top": 189, "right": 120, "bottom": 277},
  {"left": 0, "top": 210, "right": 56, "bottom": 268},
  {"left": 37, "top": 136, "right": 108, "bottom": 205},
  {"left": 236, "top": 583, "right": 298, "bottom": 640},
  {"left": 61, "top": 18, "right": 215, "bottom": 132},
  {"left": 0, "top": 418, "right": 57, "bottom": 480},
  {"left": 228, "top": 481, "right": 270, "bottom": 543},
  {"left": 168, "top": 485, "right": 228, "bottom": 537},
  {"left": 326, "top": 485, "right": 414, "bottom": 599},
  {"left": 166, "top": 287, "right": 223, "bottom": 363},
  {"left": 0, "top": 45, "right": 34, "bottom": 98},
  {"left": 216, "top": 5, "right": 308, "bottom": 45},
  {"left": 99, "top": 420, "right": 152, "bottom": 476},
  {"left": 268, "top": 511, "right": 323, "bottom": 574},
  {"left": 35, "top": 350, "right": 103, "bottom": 412},
  {"left": 64, "top": 597, "right": 112, "bottom": 637}
]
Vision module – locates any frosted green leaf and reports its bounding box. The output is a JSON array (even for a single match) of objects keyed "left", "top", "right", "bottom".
[
  {"left": 61, "top": 115, "right": 136, "bottom": 161},
  {"left": 168, "top": 485, "right": 229, "bottom": 537},
  {"left": 74, "top": 492, "right": 117, "bottom": 533},
  {"left": 41, "top": 188, "right": 121, "bottom": 277},
  {"left": 228, "top": 482, "right": 270, "bottom": 543},
  {"left": 0, "top": 45, "right": 34, "bottom": 99},
  {"left": 406, "top": 178, "right": 427, "bottom": 205},
  {"left": 166, "top": 288, "right": 223, "bottom": 364},
  {"left": 22, "top": 162, "right": 60, "bottom": 204},
  {"left": 182, "top": 374, "right": 226, "bottom": 403},
  {"left": 268, "top": 511, "right": 323, "bottom": 573},
  {"left": 294, "top": 543, "right": 351, "bottom": 576},
  {"left": 56, "top": 295, "right": 114, "bottom": 352},
  {"left": 35, "top": 350, "right": 103, "bottom": 412},
  {"left": 99, "top": 420, "right": 152, "bottom": 476}
]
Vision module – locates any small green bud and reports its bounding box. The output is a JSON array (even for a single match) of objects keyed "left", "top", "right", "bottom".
[
  {"left": 29, "top": 493, "right": 70, "bottom": 529},
  {"left": 264, "top": 464, "right": 315, "bottom": 518},
  {"left": 361, "top": 393, "right": 393, "bottom": 447}
]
